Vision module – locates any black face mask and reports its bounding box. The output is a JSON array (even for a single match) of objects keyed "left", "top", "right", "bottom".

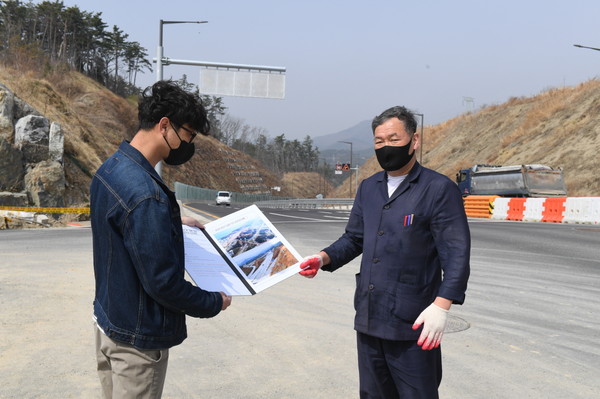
[
  {"left": 163, "top": 134, "right": 195, "bottom": 166},
  {"left": 375, "top": 139, "right": 414, "bottom": 172}
]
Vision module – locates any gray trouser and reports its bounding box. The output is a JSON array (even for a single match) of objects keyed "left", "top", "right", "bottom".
[{"left": 95, "top": 326, "right": 169, "bottom": 399}]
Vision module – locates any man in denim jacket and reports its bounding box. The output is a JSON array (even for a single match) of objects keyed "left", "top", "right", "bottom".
[
  {"left": 300, "top": 106, "right": 470, "bottom": 398},
  {"left": 91, "top": 80, "right": 232, "bottom": 398}
]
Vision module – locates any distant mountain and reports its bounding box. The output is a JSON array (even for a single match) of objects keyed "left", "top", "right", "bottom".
[
  {"left": 312, "top": 120, "right": 375, "bottom": 167},
  {"left": 312, "top": 120, "right": 373, "bottom": 151}
]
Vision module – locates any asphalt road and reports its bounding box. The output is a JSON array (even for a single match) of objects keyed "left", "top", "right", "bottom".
[{"left": 0, "top": 203, "right": 599, "bottom": 398}]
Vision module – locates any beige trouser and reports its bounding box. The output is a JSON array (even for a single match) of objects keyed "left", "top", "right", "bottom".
[{"left": 95, "top": 326, "right": 169, "bottom": 399}]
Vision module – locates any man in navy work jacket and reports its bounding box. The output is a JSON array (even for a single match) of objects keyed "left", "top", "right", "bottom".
[
  {"left": 91, "top": 80, "right": 232, "bottom": 399},
  {"left": 300, "top": 106, "right": 470, "bottom": 398}
]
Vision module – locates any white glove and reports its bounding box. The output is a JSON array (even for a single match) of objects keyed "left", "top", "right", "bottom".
[{"left": 412, "top": 303, "right": 448, "bottom": 350}]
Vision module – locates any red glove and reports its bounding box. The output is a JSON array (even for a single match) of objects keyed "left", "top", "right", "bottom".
[{"left": 299, "top": 255, "right": 323, "bottom": 278}]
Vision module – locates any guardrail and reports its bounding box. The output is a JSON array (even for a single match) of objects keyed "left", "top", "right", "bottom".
[
  {"left": 254, "top": 198, "right": 355, "bottom": 209},
  {"left": 174, "top": 182, "right": 291, "bottom": 204},
  {"left": 174, "top": 181, "right": 355, "bottom": 209}
]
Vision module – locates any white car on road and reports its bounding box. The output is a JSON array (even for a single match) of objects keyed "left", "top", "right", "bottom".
[{"left": 216, "top": 191, "right": 232, "bottom": 206}]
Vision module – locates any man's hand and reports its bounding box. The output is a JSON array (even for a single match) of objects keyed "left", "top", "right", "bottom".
[
  {"left": 299, "top": 255, "right": 323, "bottom": 278},
  {"left": 181, "top": 216, "right": 204, "bottom": 229},
  {"left": 412, "top": 303, "right": 449, "bottom": 350},
  {"left": 220, "top": 292, "right": 232, "bottom": 311}
]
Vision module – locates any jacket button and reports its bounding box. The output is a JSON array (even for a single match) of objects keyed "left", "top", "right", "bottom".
[
  {"left": 383, "top": 205, "right": 390, "bottom": 210},
  {"left": 368, "top": 284, "right": 374, "bottom": 290},
  {"left": 373, "top": 258, "right": 379, "bottom": 263},
  {"left": 377, "top": 230, "right": 384, "bottom": 236}
]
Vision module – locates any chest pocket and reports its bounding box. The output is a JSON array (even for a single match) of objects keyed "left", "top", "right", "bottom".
[{"left": 381, "top": 213, "right": 430, "bottom": 254}]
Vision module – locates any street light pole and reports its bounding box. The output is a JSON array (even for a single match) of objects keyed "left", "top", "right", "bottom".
[
  {"left": 157, "top": 20, "right": 208, "bottom": 81},
  {"left": 413, "top": 113, "right": 424, "bottom": 164},
  {"left": 338, "top": 141, "right": 353, "bottom": 197},
  {"left": 574, "top": 44, "right": 600, "bottom": 52},
  {"left": 155, "top": 19, "right": 208, "bottom": 177}
]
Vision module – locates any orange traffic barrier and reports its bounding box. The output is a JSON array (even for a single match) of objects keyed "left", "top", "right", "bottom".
[
  {"left": 541, "top": 197, "right": 566, "bottom": 223},
  {"left": 506, "top": 198, "right": 527, "bottom": 221},
  {"left": 463, "top": 195, "right": 498, "bottom": 218}
]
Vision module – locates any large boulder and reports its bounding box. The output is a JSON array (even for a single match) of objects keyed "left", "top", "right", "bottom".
[
  {"left": 0, "top": 84, "right": 15, "bottom": 141},
  {"left": 0, "top": 84, "right": 66, "bottom": 209},
  {"left": 0, "top": 137, "right": 24, "bottom": 191},
  {"left": 24, "top": 160, "right": 65, "bottom": 207},
  {"left": 15, "top": 115, "right": 50, "bottom": 164},
  {"left": 49, "top": 122, "right": 64, "bottom": 163},
  {"left": 13, "top": 96, "right": 39, "bottom": 120}
]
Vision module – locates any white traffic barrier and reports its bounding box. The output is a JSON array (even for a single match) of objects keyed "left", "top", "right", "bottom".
[
  {"left": 491, "top": 198, "right": 510, "bottom": 220},
  {"left": 563, "top": 197, "right": 589, "bottom": 224},
  {"left": 580, "top": 197, "right": 600, "bottom": 224},
  {"left": 522, "top": 198, "right": 545, "bottom": 222}
]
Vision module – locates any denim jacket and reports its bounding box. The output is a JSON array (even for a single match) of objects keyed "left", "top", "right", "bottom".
[{"left": 91, "top": 141, "right": 222, "bottom": 350}]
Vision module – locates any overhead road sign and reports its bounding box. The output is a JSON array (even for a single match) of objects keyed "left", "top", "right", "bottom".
[{"left": 152, "top": 57, "right": 286, "bottom": 99}]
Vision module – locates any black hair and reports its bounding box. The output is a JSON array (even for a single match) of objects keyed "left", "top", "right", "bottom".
[
  {"left": 371, "top": 106, "right": 418, "bottom": 136},
  {"left": 137, "top": 80, "right": 210, "bottom": 135}
]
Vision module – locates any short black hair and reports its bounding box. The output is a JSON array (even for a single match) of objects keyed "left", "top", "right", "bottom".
[
  {"left": 137, "top": 80, "right": 210, "bottom": 135},
  {"left": 371, "top": 106, "right": 417, "bottom": 136}
]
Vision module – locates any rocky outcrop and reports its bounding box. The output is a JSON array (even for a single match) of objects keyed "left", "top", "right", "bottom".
[
  {"left": 15, "top": 115, "right": 51, "bottom": 164},
  {"left": 24, "top": 160, "right": 66, "bottom": 207},
  {"left": 49, "top": 122, "right": 64, "bottom": 163},
  {"left": 0, "top": 84, "right": 65, "bottom": 207},
  {"left": 0, "top": 84, "right": 15, "bottom": 141},
  {"left": 0, "top": 137, "right": 24, "bottom": 191}
]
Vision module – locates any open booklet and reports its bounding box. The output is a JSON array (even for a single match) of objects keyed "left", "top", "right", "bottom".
[{"left": 182, "top": 204, "right": 303, "bottom": 296}]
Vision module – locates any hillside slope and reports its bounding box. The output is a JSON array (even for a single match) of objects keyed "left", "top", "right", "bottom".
[
  {"left": 334, "top": 81, "right": 600, "bottom": 197},
  {"left": 2, "top": 64, "right": 598, "bottom": 203},
  {"left": 0, "top": 65, "right": 310, "bottom": 203}
]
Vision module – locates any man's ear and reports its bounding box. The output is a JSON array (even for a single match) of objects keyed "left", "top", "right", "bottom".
[
  {"left": 412, "top": 133, "right": 420, "bottom": 151},
  {"left": 158, "top": 117, "right": 170, "bottom": 136}
]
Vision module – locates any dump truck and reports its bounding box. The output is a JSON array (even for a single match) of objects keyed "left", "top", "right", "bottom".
[{"left": 456, "top": 164, "right": 567, "bottom": 197}]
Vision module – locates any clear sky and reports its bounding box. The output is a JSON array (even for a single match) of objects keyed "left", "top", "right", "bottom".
[{"left": 60, "top": 0, "right": 600, "bottom": 140}]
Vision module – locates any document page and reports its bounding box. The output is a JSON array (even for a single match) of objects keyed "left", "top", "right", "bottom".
[
  {"left": 183, "top": 205, "right": 303, "bottom": 295},
  {"left": 183, "top": 226, "right": 253, "bottom": 295}
]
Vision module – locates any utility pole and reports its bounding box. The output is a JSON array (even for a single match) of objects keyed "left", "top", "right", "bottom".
[
  {"left": 574, "top": 44, "right": 600, "bottom": 52},
  {"left": 155, "top": 20, "right": 207, "bottom": 177},
  {"left": 413, "top": 113, "right": 424, "bottom": 164},
  {"left": 153, "top": 19, "right": 286, "bottom": 178},
  {"left": 338, "top": 141, "right": 353, "bottom": 197}
]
